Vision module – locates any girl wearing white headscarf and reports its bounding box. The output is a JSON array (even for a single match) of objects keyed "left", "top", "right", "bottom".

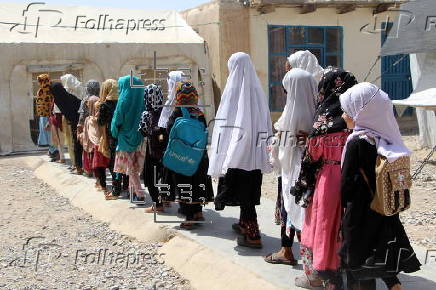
[
  {"left": 288, "top": 50, "right": 323, "bottom": 82},
  {"left": 61, "top": 74, "right": 84, "bottom": 99},
  {"left": 210, "top": 52, "right": 272, "bottom": 248},
  {"left": 265, "top": 68, "right": 317, "bottom": 265},
  {"left": 340, "top": 83, "right": 411, "bottom": 163},
  {"left": 340, "top": 83, "right": 421, "bottom": 290},
  {"left": 158, "top": 71, "right": 188, "bottom": 128}
]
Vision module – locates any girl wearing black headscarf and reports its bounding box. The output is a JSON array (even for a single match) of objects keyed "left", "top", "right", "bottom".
[
  {"left": 139, "top": 84, "right": 166, "bottom": 212},
  {"left": 50, "top": 82, "right": 83, "bottom": 174},
  {"left": 293, "top": 68, "right": 358, "bottom": 289}
]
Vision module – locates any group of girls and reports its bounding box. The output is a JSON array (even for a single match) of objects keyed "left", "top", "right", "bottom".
[
  {"left": 39, "top": 74, "right": 129, "bottom": 197},
  {"left": 38, "top": 49, "right": 422, "bottom": 289},
  {"left": 260, "top": 50, "right": 421, "bottom": 289}
]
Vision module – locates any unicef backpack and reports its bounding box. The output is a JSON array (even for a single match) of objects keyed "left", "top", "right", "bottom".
[{"left": 163, "top": 108, "right": 208, "bottom": 176}]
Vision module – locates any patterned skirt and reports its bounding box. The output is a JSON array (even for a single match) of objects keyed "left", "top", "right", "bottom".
[{"left": 113, "top": 141, "right": 146, "bottom": 176}]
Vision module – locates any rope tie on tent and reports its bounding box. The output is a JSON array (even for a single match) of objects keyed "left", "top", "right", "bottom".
[
  {"left": 412, "top": 144, "right": 436, "bottom": 180},
  {"left": 363, "top": 56, "right": 380, "bottom": 82}
]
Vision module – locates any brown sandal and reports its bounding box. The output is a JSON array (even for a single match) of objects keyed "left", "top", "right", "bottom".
[
  {"left": 144, "top": 206, "right": 164, "bottom": 213},
  {"left": 105, "top": 193, "right": 118, "bottom": 200},
  {"left": 264, "top": 252, "right": 297, "bottom": 266},
  {"left": 180, "top": 222, "right": 198, "bottom": 230}
]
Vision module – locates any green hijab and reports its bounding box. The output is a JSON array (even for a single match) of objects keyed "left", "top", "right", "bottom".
[{"left": 111, "top": 75, "right": 145, "bottom": 152}]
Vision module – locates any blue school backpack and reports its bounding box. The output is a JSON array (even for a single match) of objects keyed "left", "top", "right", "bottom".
[{"left": 163, "top": 108, "right": 208, "bottom": 176}]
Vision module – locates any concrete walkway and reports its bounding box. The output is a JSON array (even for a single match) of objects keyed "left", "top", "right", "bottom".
[{"left": 22, "top": 154, "right": 436, "bottom": 289}]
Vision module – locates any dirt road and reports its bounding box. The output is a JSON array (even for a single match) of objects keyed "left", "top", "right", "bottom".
[{"left": 0, "top": 158, "right": 190, "bottom": 290}]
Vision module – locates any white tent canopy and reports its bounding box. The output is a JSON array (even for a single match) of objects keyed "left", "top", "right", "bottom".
[
  {"left": 393, "top": 89, "right": 436, "bottom": 111},
  {"left": 0, "top": 2, "right": 204, "bottom": 44},
  {"left": 406, "top": 52, "right": 436, "bottom": 148},
  {"left": 0, "top": 2, "right": 214, "bottom": 154}
]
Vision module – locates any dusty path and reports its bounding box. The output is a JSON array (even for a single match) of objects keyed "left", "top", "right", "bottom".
[{"left": 0, "top": 158, "right": 190, "bottom": 290}]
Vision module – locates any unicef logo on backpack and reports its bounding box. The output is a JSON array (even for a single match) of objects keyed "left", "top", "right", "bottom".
[
  {"left": 167, "top": 150, "right": 196, "bottom": 165},
  {"left": 162, "top": 108, "right": 208, "bottom": 176}
]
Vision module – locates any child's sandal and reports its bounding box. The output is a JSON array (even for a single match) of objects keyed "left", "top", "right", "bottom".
[{"left": 105, "top": 193, "right": 118, "bottom": 200}]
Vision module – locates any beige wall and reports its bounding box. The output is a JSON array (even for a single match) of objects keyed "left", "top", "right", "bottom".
[
  {"left": 182, "top": 0, "right": 250, "bottom": 107},
  {"left": 218, "top": 1, "right": 250, "bottom": 90},
  {"left": 181, "top": 1, "right": 221, "bottom": 101}
]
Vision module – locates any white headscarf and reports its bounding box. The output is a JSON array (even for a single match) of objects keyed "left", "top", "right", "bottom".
[
  {"left": 340, "top": 82, "right": 411, "bottom": 164},
  {"left": 60, "top": 74, "right": 84, "bottom": 99},
  {"left": 288, "top": 50, "right": 323, "bottom": 82},
  {"left": 158, "top": 71, "right": 188, "bottom": 128},
  {"left": 208, "top": 52, "right": 272, "bottom": 177},
  {"left": 272, "top": 68, "right": 317, "bottom": 230}
]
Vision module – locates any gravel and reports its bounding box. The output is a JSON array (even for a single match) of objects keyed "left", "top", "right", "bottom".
[{"left": 0, "top": 159, "right": 191, "bottom": 290}]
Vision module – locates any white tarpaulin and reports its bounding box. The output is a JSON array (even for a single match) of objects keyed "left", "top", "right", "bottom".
[
  {"left": 395, "top": 52, "right": 436, "bottom": 148},
  {"left": 0, "top": 2, "right": 204, "bottom": 44},
  {"left": 393, "top": 89, "right": 436, "bottom": 111},
  {"left": 380, "top": 0, "right": 436, "bottom": 148}
]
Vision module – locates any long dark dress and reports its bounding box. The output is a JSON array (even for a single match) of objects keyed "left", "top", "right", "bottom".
[
  {"left": 98, "top": 100, "right": 128, "bottom": 194},
  {"left": 215, "top": 169, "right": 262, "bottom": 210},
  {"left": 50, "top": 82, "right": 83, "bottom": 168},
  {"left": 216, "top": 168, "right": 263, "bottom": 240},
  {"left": 340, "top": 137, "right": 421, "bottom": 287},
  {"left": 163, "top": 108, "right": 214, "bottom": 207},
  {"left": 138, "top": 86, "right": 167, "bottom": 206}
]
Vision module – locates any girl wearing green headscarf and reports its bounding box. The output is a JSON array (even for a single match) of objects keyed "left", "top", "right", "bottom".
[{"left": 111, "top": 75, "right": 146, "bottom": 201}]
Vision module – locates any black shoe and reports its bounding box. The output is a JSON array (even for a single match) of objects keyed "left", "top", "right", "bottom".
[
  {"left": 232, "top": 223, "right": 244, "bottom": 235},
  {"left": 237, "top": 236, "right": 262, "bottom": 249}
]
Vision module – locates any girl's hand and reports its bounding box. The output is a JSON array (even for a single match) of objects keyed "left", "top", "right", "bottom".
[{"left": 296, "top": 130, "right": 309, "bottom": 146}]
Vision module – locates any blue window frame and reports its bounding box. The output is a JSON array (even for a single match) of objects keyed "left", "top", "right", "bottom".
[{"left": 268, "top": 25, "right": 343, "bottom": 112}]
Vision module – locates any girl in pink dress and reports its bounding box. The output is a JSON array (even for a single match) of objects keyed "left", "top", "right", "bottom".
[{"left": 293, "top": 69, "right": 358, "bottom": 289}]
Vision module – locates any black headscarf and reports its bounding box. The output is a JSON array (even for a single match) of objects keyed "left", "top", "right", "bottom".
[
  {"left": 139, "top": 84, "right": 164, "bottom": 137},
  {"left": 290, "top": 68, "right": 358, "bottom": 208},
  {"left": 50, "top": 82, "right": 81, "bottom": 124},
  {"left": 309, "top": 68, "right": 358, "bottom": 137}
]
